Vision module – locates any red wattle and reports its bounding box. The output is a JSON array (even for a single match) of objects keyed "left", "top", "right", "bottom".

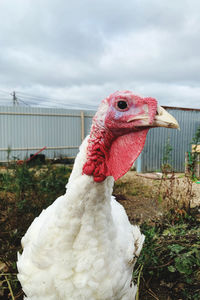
[
  {"left": 83, "top": 129, "right": 149, "bottom": 182},
  {"left": 106, "top": 129, "right": 149, "bottom": 180}
]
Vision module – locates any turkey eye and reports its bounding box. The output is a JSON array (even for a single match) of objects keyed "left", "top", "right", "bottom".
[{"left": 117, "top": 101, "right": 128, "bottom": 110}]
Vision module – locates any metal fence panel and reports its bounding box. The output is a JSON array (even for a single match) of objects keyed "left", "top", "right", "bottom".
[
  {"left": 0, "top": 106, "right": 95, "bottom": 162},
  {"left": 1, "top": 105, "right": 200, "bottom": 172},
  {"left": 140, "top": 108, "right": 200, "bottom": 172}
]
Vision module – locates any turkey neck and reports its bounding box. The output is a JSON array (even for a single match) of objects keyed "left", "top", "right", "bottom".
[{"left": 64, "top": 125, "right": 115, "bottom": 231}]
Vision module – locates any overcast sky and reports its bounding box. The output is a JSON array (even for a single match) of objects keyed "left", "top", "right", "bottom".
[{"left": 0, "top": 0, "right": 200, "bottom": 109}]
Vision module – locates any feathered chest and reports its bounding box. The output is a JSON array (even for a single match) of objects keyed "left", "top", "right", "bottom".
[{"left": 18, "top": 180, "right": 133, "bottom": 299}]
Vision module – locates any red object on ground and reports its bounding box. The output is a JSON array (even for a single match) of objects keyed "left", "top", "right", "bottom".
[{"left": 17, "top": 146, "right": 47, "bottom": 165}]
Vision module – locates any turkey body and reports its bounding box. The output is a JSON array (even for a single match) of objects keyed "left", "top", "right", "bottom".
[
  {"left": 17, "top": 91, "right": 179, "bottom": 299},
  {"left": 17, "top": 137, "right": 144, "bottom": 300}
]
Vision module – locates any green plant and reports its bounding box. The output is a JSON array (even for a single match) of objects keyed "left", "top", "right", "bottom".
[
  {"left": 135, "top": 212, "right": 200, "bottom": 299},
  {"left": 159, "top": 139, "right": 193, "bottom": 213},
  {"left": 6, "top": 146, "right": 12, "bottom": 165},
  {"left": 159, "top": 173, "right": 193, "bottom": 213},
  {"left": 37, "top": 164, "right": 71, "bottom": 207},
  {"left": 187, "top": 125, "right": 200, "bottom": 180},
  {"left": 162, "top": 137, "right": 173, "bottom": 173}
]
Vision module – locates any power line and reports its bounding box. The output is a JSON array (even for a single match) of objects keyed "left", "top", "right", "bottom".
[
  {"left": 18, "top": 98, "right": 30, "bottom": 106},
  {"left": 0, "top": 88, "right": 98, "bottom": 110},
  {"left": 0, "top": 89, "right": 10, "bottom": 95},
  {"left": 16, "top": 91, "right": 98, "bottom": 108},
  {"left": 0, "top": 98, "right": 11, "bottom": 101},
  {"left": 16, "top": 91, "right": 72, "bottom": 103},
  {"left": 17, "top": 94, "right": 97, "bottom": 109}
]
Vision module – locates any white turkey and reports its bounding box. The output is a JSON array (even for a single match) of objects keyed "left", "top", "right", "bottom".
[{"left": 17, "top": 90, "right": 179, "bottom": 300}]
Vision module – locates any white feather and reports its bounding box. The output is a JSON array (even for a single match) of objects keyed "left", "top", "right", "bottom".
[{"left": 17, "top": 137, "right": 144, "bottom": 300}]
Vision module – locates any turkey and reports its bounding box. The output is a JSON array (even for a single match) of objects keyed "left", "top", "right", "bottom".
[{"left": 17, "top": 90, "right": 179, "bottom": 300}]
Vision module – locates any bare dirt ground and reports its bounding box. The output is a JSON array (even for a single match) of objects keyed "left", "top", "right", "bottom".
[
  {"left": 135, "top": 172, "right": 200, "bottom": 208},
  {"left": 190, "top": 180, "right": 200, "bottom": 207},
  {"left": 114, "top": 171, "right": 162, "bottom": 224},
  {"left": 114, "top": 171, "right": 200, "bottom": 224}
]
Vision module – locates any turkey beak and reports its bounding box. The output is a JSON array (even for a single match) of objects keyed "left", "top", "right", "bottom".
[{"left": 153, "top": 106, "right": 180, "bottom": 129}]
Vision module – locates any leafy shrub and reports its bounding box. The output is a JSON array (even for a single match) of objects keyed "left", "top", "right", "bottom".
[
  {"left": 135, "top": 212, "right": 200, "bottom": 299},
  {"left": 187, "top": 125, "right": 200, "bottom": 180}
]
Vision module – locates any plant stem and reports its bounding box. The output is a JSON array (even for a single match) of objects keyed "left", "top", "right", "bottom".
[
  {"left": 5, "top": 275, "right": 15, "bottom": 300},
  {"left": 136, "top": 264, "right": 143, "bottom": 300}
]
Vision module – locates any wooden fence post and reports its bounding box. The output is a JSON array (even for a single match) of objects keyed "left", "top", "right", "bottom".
[{"left": 81, "top": 111, "right": 85, "bottom": 142}]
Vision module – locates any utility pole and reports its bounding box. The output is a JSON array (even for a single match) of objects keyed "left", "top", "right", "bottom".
[{"left": 12, "top": 91, "right": 18, "bottom": 106}]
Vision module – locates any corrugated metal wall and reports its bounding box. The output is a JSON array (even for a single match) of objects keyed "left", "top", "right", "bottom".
[
  {"left": 140, "top": 107, "right": 200, "bottom": 172},
  {"left": 1, "top": 105, "right": 200, "bottom": 172},
  {"left": 0, "top": 106, "right": 95, "bottom": 162}
]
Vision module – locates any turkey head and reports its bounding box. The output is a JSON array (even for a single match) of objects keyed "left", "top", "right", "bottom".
[{"left": 83, "top": 90, "right": 179, "bottom": 182}]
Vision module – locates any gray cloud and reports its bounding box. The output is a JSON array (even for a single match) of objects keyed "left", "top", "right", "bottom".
[{"left": 0, "top": 0, "right": 200, "bottom": 109}]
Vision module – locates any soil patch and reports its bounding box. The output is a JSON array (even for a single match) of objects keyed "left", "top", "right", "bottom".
[{"left": 114, "top": 171, "right": 200, "bottom": 225}]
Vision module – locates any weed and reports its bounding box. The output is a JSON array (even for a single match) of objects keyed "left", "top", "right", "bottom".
[
  {"left": 135, "top": 212, "right": 200, "bottom": 299},
  {"left": 158, "top": 173, "right": 193, "bottom": 214},
  {"left": 187, "top": 125, "right": 200, "bottom": 180},
  {"left": 158, "top": 139, "right": 194, "bottom": 214},
  {"left": 6, "top": 146, "right": 12, "bottom": 165},
  {"left": 162, "top": 137, "right": 173, "bottom": 173}
]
